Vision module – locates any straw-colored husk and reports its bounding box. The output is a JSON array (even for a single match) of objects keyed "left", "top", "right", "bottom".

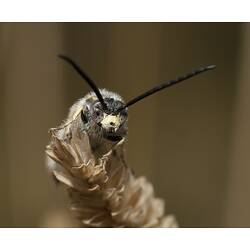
[{"left": 46, "top": 126, "right": 178, "bottom": 228}]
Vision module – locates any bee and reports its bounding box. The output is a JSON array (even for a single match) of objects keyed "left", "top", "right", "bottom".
[
  {"left": 46, "top": 56, "right": 215, "bottom": 227},
  {"left": 47, "top": 55, "right": 215, "bottom": 169},
  {"left": 48, "top": 55, "right": 216, "bottom": 173}
]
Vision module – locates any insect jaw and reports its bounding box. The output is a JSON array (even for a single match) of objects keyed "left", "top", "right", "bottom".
[{"left": 104, "top": 134, "right": 123, "bottom": 142}]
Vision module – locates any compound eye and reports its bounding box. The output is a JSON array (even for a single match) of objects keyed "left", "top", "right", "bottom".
[
  {"left": 81, "top": 110, "right": 88, "bottom": 124},
  {"left": 120, "top": 110, "right": 128, "bottom": 118}
]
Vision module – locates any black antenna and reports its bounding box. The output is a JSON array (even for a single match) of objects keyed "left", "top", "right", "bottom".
[
  {"left": 121, "top": 65, "right": 216, "bottom": 110},
  {"left": 58, "top": 55, "right": 107, "bottom": 110}
]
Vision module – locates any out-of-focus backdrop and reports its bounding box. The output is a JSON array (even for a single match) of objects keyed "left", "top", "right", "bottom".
[{"left": 0, "top": 23, "right": 249, "bottom": 227}]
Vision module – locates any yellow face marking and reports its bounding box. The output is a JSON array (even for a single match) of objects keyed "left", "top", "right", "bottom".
[{"left": 101, "top": 114, "right": 120, "bottom": 130}]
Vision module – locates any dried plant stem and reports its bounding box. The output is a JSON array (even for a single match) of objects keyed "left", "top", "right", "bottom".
[{"left": 46, "top": 128, "right": 178, "bottom": 227}]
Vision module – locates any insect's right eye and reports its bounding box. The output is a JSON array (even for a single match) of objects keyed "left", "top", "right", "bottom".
[
  {"left": 120, "top": 110, "right": 128, "bottom": 117},
  {"left": 81, "top": 110, "right": 88, "bottom": 124}
]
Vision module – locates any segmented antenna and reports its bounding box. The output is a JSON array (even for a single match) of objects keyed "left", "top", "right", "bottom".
[
  {"left": 58, "top": 55, "right": 108, "bottom": 110},
  {"left": 121, "top": 65, "right": 216, "bottom": 110}
]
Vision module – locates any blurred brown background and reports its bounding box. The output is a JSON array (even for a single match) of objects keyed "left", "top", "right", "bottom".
[{"left": 0, "top": 23, "right": 249, "bottom": 227}]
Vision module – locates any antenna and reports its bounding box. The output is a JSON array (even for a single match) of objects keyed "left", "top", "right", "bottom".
[
  {"left": 121, "top": 65, "right": 216, "bottom": 110},
  {"left": 58, "top": 55, "right": 107, "bottom": 110}
]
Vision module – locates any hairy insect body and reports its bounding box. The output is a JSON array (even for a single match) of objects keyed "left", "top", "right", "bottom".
[
  {"left": 47, "top": 89, "right": 129, "bottom": 187},
  {"left": 54, "top": 89, "right": 128, "bottom": 157}
]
